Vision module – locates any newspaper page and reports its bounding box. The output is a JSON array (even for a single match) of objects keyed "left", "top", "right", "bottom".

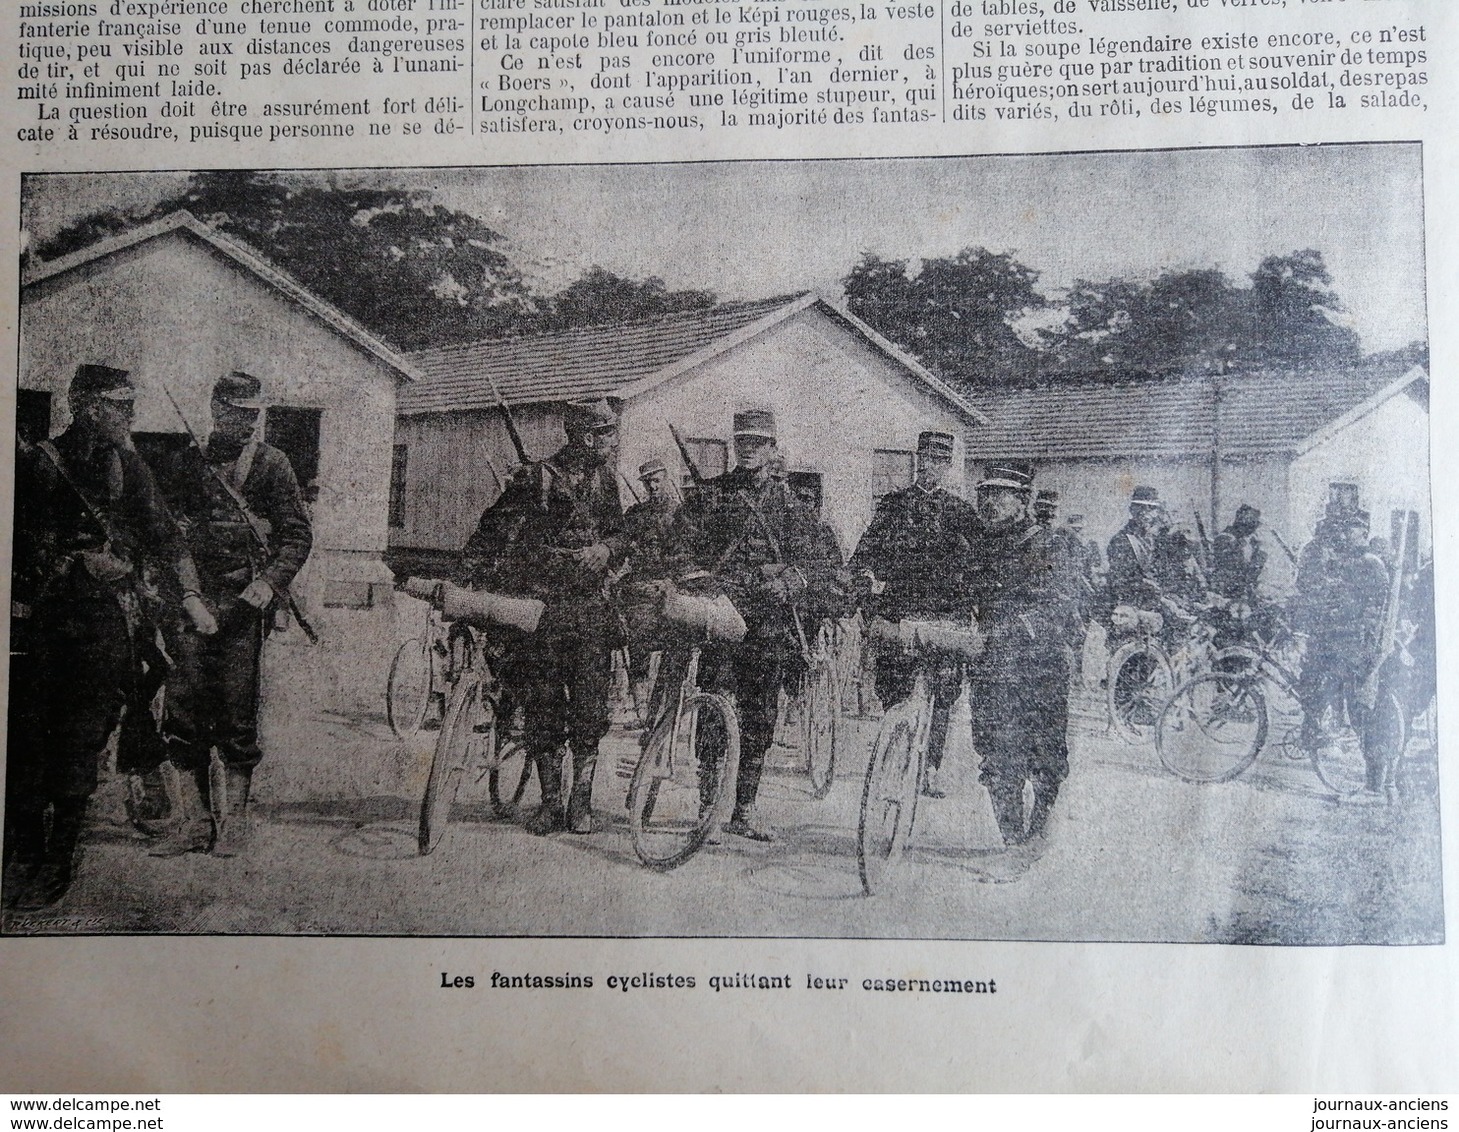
[{"left": 0, "top": 0, "right": 1455, "bottom": 1094}]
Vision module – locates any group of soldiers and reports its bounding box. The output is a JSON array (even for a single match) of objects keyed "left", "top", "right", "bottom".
[
  {"left": 3, "top": 367, "right": 1429, "bottom": 911},
  {"left": 4, "top": 364, "right": 312, "bottom": 911},
  {"left": 456, "top": 409, "right": 1082, "bottom": 862}
]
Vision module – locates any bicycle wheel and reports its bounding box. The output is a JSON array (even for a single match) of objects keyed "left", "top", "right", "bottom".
[
  {"left": 628, "top": 691, "right": 741, "bottom": 870},
  {"left": 857, "top": 709, "right": 924, "bottom": 895},
  {"left": 1156, "top": 672, "right": 1268, "bottom": 783},
  {"left": 802, "top": 655, "right": 839, "bottom": 799},
  {"left": 387, "top": 638, "right": 432, "bottom": 739},
  {"left": 1310, "top": 726, "right": 1368, "bottom": 797},
  {"left": 487, "top": 722, "right": 532, "bottom": 818},
  {"left": 418, "top": 673, "right": 486, "bottom": 855},
  {"left": 1107, "top": 640, "right": 1175, "bottom": 743}
]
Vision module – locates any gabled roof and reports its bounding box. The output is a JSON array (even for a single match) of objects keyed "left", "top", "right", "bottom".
[
  {"left": 23, "top": 210, "right": 421, "bottom": 383},
  {"left": 968, "top": 365, "right": 1426, "bottom": 461},
  {"left": 400, "top": 293, "right": 988, "bottom": 424}
]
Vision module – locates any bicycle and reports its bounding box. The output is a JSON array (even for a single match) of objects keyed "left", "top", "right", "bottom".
[
  {"left": 386, "top": 601, "right": 448, "bottom": 739},
  {"left": 624, "top": 585, "right": 746, "bottom": 871},
  {"left": 1105, "top": 601, "right": 1237, "bottom": 743},
  {"left": 1155, "top": 630, "right": 1390, "bottom": 796},
  {"left": 856, "top": 617, "right": 982, "bottom": 896},
  {"left": 406, "top": 579, "right": 543, "bottom": 855}
]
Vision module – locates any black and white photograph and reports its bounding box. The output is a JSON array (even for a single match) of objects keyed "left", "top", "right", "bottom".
[{"left": 3, "top": 143, "right": 1439, "bottom": 945}]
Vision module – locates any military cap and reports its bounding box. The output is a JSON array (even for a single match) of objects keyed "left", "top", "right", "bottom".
[
  {"left": 978, "top": 459, "right": 1035, "bottom": 491},
  {"left": 638, "top": 457, "right": 668, "bottom": 480},
  {"left": 732, "top": 406, "right": 777, "bottom": 440},
  {"left": 1234, "top": 503, "right": 1261, "bottom": 524},
  {"left": 917, "top": 430, "right": 955, "bottom": 459},
  {"left": 1036, "top": 489, "right": 1060, "bottom": 504},
  {"left": 70, "top": 363, "right": 134, "bottom": 401},
  {"left": 563, "top": 397, "right": 621, "bottom": 431},
  {"left": 213, "top": 371, "right": 267, "bottom": 410},
  {"left": 1130, "top": 485, "right": 1162, "bottom": 508}
]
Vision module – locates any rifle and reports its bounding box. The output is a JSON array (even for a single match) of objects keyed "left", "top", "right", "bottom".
[
  {"left": 1192, "top": 509, "right": 1213, "bottom": 565},
  {"left": 1359, "top": 510, "right": 1409, "bottom": 711},
  {"left": 485, "top": 371, "right": 531, "bottom": 468},
  {"left": 156, "top": 382, "right": 320, "bottom": 645},
  {"left": 1269, "top": 528, "right": 1300, "bottom": 568},
  {"left": 668, "top": 423, "right": 704, "bottom": 488},
  {"left": 618, "top": 470, "right": 645, "bottom": 507}
]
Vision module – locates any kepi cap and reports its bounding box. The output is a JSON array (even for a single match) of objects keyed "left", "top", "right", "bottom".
[
  {"left": 1130, "top": 485, "right": 1162, "bottom": 508},
  {"left": 978, "top": 459, "right": 1035, "bottom": 492},
  {"left": 563, "top": 397, "right": 621, "bottom": 431},
  {"left": 213, "top": 371, "right": 267, "bottom": 410},
  {"left": 732, "top": 407, "right": 777, "bottom": 440},
  {"left": 70, "top": 363, "right": 134, "bottom": 402},
  {"left": 638, "top": 457, "right": 668, "bottom": 480},
  {"left": 917, "top": 430, "right": 955, "bottom": 459}
]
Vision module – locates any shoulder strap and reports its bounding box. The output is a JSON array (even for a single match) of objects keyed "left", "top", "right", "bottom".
[{"left": 230, "top": 438, "right": 260, "bottom": 492}]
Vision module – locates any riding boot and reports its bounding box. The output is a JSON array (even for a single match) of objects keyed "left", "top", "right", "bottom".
[
  {"left": 125, "top": 770, "right": 173, "bottom": 838},
  {"left": 566, "top": 743, "right": 597, "bottom": 835},
  {"left": 211, "top": 766, "right": 253, "bottom": 858},
  {"left": 148, "top": 763, "right": 213, "bottom": 857},
  {"left": 1025, "top": 780, "right": 1060, "bottom": 849},
  {"left": 724, "top": 752, "right": 773, "bottom": 842},
  {"left": 524, "top": 750, "right": 565, "bottom": 835},
  {"left": 16, "top": 797, "right": 88, "bottom": 910},
  {"left": 988, "top": 784, "right": 1027, "bottom": 847}
]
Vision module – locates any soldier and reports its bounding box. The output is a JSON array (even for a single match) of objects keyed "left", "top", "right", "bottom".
[
  {"left": 1292, "top": 507, "right": 1389, "bottom": 779},
  {"left": 460, "top": 398, "right": 627, "bottom": 835},
  {"left": 1033, "top": 489, "right": 1058, "bottom": 531},
  {"left": 665, "top": 407, "right": 839, "bottom": 841},
  {"left": 849, "top": 430, "right": 977, "bottom": 797},
  {"left": 1106, "top": 486, "right": 1167, "bottom": 614},
  {"left": 964, "top": 460, "right": 1079, "bottom": 871},
  {"left": 622, "top": 457, "right": 681, "bottom": 709},
  {"left": 4, "top": 364, "right": 217, "bottom": 909},
  {"left": 148, "top": 372, "right": 313, "bottom": 858},
  {"left": 1211, "top": 504, "right": 1267, "bottom": 604}
]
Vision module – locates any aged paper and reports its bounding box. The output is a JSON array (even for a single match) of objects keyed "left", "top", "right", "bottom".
[{"left": 1, "top": 0, "right": 1456, "bottom": 1092}]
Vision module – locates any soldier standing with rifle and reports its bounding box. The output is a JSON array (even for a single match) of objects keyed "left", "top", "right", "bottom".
[
  {"left": 148, "top": 372, "right": 313, "bottom": 858},
  {"left": 4, "top": 365, "right": 218, "bottom": 909},
  {"left": 964, "top": 460, "right": 1079, "bottom": 876},
  {"left": 459, "top": 397, "right": 628, "bottom": 835},
  {"left": 665, "top": 407, "right": 840, "bottom": 842},
  {"left": 849, "top": 430, "right": 977, "bottom": 798}
]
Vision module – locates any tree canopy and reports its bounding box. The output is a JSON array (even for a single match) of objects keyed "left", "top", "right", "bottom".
[{"left": 30, "top": 171, "right": 715, "bottom": 350}]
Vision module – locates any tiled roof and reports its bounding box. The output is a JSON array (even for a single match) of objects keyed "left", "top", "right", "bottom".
[
  {"left": 400, "top": 294, "right": 807, "bottom": 414},
  {"left": 23, "top": 211, "right": 421, "bottom": 383},
  {"left": 969, "top": 367, "right": 1423, "bottom": 460}
]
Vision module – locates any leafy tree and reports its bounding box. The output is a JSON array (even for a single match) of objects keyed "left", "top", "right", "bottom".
[
  {"left": 535, "top": 266, "right": 715, "bottom": 331},
  {"left": 1044, "top": 250, "right": 1361, "bottom": 376},
  {"left": 842, "top": 247, "right": 1047, "bottom": 389}
]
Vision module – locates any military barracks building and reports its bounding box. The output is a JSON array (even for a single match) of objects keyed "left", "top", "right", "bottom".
[
  {"left": 19, "top": 209, "right": 420, "bottom": 722},
  {"left": 391, "top": 292, "right": 989, "bottom": 569},
  {"left": 968, "top": 364, "right": 1432, "bottom": 590}
]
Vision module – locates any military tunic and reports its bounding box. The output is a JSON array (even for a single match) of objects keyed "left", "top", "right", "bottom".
[
  {"left": 666, "top": 467, "right": 840, "bottom": 812},
  {"left": 152, "top": 437, "right": 313, "bottom": 774},
  {"left": 849, "top": 484, "right": 978, "bottom": 774},
  {"left": 459, "top": 443, "right": 627, "bottom": 762},
  {"left": 965, "top": 516, "right": 1079, "bottom": 821},
  {"left": 7, "top": 430, "right": 191, "bottom": 810}
]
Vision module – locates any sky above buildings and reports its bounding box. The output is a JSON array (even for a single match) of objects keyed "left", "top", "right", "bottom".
[{"left": 24, "top": 143, "right": 1426, "bottom": 352}]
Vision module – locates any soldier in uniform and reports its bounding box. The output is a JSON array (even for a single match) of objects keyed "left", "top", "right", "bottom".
[
  {"left": 4, "top": 364, "right": 218, "bottom": 908},
  {"left": 148, "top": 372, "right": 313, "bottom": 857},
  {"left": 622, "top": 457, "right": 681, "bottom": 709},
  {"left": 1211, "top": 504, "right": 1267, "bottom": 604},
  {"left": 849, "top": 430, "right": 977, "bottom": 797},
  {"left": 1106, "top": 486, "right": 1167, "bottom": 614},
  {"left": 964, "top": 460, "right": 1079, "bottom": 867},
  {"left": 1292, "top": 506, "right": 1390, "bottom": 782},
  {"left": 665, "top": 407, "right": 839, "bottom": 841},
  {"left": 1033, "top": 489, "right": 1059, "bottom": 531},
  {"left": 460, "top": 398, "right": 628, "bottom": 835}
]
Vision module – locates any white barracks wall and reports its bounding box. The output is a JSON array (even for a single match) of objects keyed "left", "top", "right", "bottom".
[{"left": 619, "top": 306, "right": 976, "bottom": 552}]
